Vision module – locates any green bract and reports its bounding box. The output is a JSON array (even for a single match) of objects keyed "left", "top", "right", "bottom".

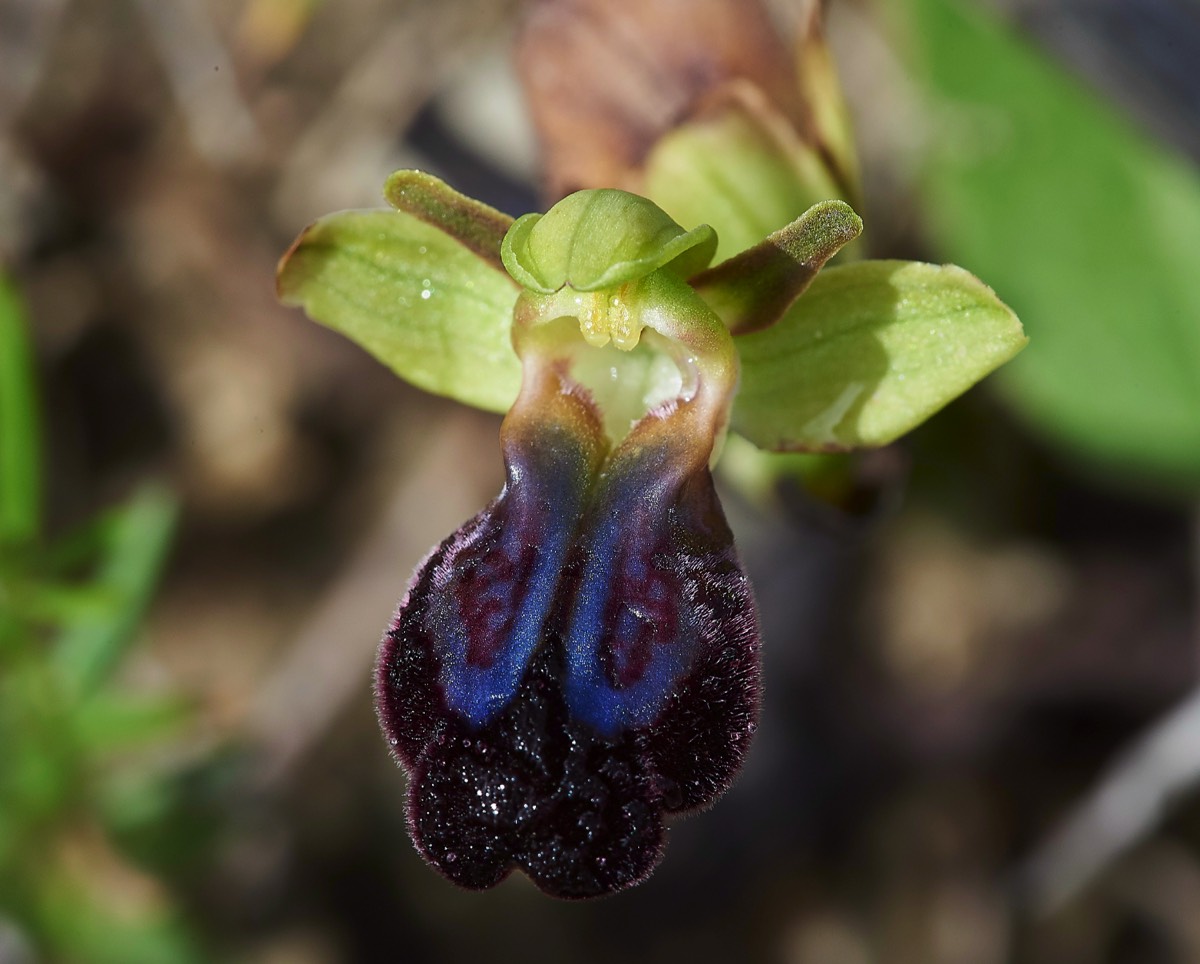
[
  {"left": 279, "top": 171, "right": 1025, "bottom": 451},
  {"left": 643, "top": 87, "right": 843, "bottom": 263}
]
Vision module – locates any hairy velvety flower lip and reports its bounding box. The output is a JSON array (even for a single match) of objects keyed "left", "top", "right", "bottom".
[{"left": 277, "top": 169, "right": 1025, "bottom": 900}]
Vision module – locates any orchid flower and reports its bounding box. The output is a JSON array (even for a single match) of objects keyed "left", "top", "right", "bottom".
[{"left": 277, "top": 170, "right": 1025, "bottom": 898}]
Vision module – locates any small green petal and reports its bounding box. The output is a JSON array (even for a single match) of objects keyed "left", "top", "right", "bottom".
[
  {"left": 733, "top": 260, "right": 1026, "bottom": 451},
  {"left": 278, "top": 209, "right": 521, "bottom": 413},
  {"left": 501, "top": 189, "right": 717, "bottom": 293},
  {"left": 692, "top": 199, "right": 862, "bottom": 335},
  {"left": 384, "top": 170, "right": 513, "bottom": 274}
]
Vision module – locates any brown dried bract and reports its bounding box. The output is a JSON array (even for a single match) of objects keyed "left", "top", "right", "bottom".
[{"left": 515, "top": 0, "right": 808, "bottom": 200}]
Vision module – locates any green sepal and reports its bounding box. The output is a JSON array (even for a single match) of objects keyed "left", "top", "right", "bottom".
[
  {"left": 692, "top": 199, "right": 862, "bottom": 335},
  {"left": 733, "top": 260, "right": 1026, "bottom": 451},
  {"left": 383, "top": 170, "right": 513, "bottom": 274},
  {"left": 500, "top": 189, "right": 717, "bottom": 294},
  {"left": 278, "top": 208, "right": 522, "bottom": 414},
  {"left": 642, "top": 82, "right": 844, "bottom": 263}
]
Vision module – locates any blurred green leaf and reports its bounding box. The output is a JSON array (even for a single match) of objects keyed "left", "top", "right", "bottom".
[
  {"left": 795, "top": 10, "right": 861, "bottom": 204},
  {"left": 0, "top": 662, "right": 77, "bottom": 821},
  {"left": 40, "top": 509, "right": 123, "bottom": 575},
  {"left": 905, "top": 0, "right": 1200, "bottom": 484},
  {"left": 279, "top": 208, "right": 522, "bottom": 413},
  {"left": 100, "top": 751, "right": 238, "bottom": 875},
  {"left": 733, "top": 260, "right": 1026, "bottom": 450},
  {"left": 7, "top": 580, "right": 127, "bottom": 624},
  {"left": 54, "top": 485, "right": 177, "bottom": 695},
  {"left": 41, "top": 882, "right": 203, "bottom": 964},
  {"left": 717, "top": 433, "right": 854, "bottom": 511},
  {"left": 0, "top": 276, "right": 41, "bottom": 546}
]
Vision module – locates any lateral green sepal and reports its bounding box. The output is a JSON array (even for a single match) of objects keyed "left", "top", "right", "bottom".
[
  {"left": 733, "top": 260, "right": 1026, "bottom": 451},
  {"left": 278, "top": 208, "right": 521, "bottom": 413}
]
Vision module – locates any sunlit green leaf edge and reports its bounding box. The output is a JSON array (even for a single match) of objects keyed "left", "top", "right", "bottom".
[
  {"left": 732, "top": 260, "right": 1026, "bottom": 451},
  {"left": 904, "top": 0, "right": 1200, "bottom": 484},
  {"left": 279, "top": 209, "right": 521, "bottom": 413}
]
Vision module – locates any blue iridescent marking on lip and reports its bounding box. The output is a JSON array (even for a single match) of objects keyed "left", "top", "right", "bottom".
[
  {"left": 562, "top": 446, "right": 696, "bottom": 737},
  {"left": 425, "top": 374, "right": 607, "bottom": 728},
  {"left": 434, "top": 430, "right": 585, "bottom": 726}
]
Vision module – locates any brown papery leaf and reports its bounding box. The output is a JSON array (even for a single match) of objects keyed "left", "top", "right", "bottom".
[{"left": 515, "top": 0, "right": 807, "bottom": 200}]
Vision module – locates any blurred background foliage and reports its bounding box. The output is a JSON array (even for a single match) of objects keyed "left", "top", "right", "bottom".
[{"left": 1, "top": 0, "right": 1199, "bottom": 961}]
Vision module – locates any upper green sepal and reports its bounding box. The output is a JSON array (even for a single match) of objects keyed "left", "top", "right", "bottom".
[
  {"left": 501, "top": 189, "right": 718, "bottom": 293},
  {"left": 732, "top": 260, "right": 1027, "bottom": 451}
]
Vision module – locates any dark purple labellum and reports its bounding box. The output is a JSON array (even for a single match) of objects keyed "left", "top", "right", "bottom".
[{"left": 375, "top": 362, "right": 760, "bottom": 899}]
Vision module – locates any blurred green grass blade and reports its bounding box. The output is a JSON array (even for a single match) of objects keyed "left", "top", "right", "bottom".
[
  {"left": 0, "top": 658, "right": 77, "bottom": 824},
  {"left": 74, "top": 691, "right": 190, "bottom": 752},
  {"left": 0, "top": 276, "right": 42, "bottom": 545},
  {"left": 54, "top": 484, "right": 177, "bottom": 694},
  {"left": 41, "top": 510, "right": 120, "bottom": 573},
  {"left": 904, "top": 0, "right": 1200, "bottom": 485},
  {"left": 8, "top": 580, "right": 124, "bottom": 623}
]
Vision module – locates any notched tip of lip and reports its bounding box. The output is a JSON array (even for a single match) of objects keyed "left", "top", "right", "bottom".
[{"left": 398, "top": 638, "right": 672, "bottom": 899}]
